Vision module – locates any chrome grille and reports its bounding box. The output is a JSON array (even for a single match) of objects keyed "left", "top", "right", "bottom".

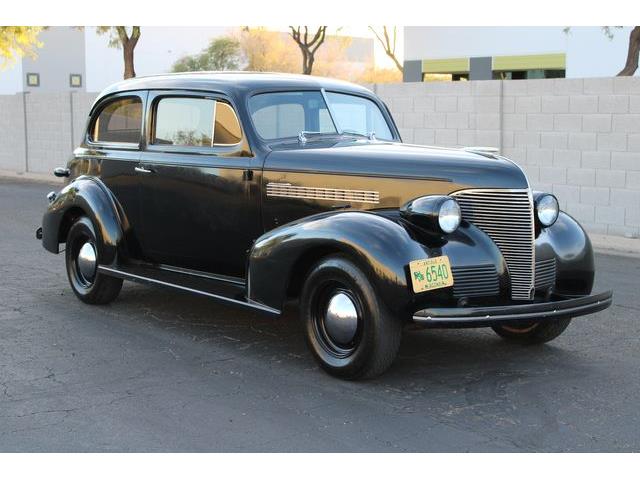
[
  {"left": 535, "top": 258, "right": 556, "bottom": 290},
  {"left": 452, "top": 189, "right": 535, "bottom": 300},
  {"left": 266, "top": 183, "right": 380, "bottom": 204},
  {"left": 451, "top": 265, "right": 500, "bottom": 298}
]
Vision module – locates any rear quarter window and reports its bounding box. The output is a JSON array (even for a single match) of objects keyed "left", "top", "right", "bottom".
[{"left": 90, "top": 96, "right": 143, "bottom": 144}]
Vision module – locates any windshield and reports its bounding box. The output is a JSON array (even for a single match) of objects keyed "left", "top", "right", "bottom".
[{"left": 248, "top": 90, "right": 394, "bottom": 142}]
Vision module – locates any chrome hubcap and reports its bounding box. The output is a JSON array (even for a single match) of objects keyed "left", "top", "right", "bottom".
[
  {"left": 77, "top": 241, "right": 97, "bottom": 283},
  {"left": 324, "top": 292, "right": 359, "bottom": 345}
]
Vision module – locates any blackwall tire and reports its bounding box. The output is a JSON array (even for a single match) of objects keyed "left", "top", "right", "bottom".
[
  {"left": 65, "top": 216, "right": 123, "bottom": 305},
  {"left": 491, "top": 318, "right": 572, "bottom": 345},
  {"left": 300, "top": 255, "right": 402, "bottom": 380}
]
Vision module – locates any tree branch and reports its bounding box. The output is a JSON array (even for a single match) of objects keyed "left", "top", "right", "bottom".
[{"left": 369, "top": 26, "right": 403, "bottom": 73}]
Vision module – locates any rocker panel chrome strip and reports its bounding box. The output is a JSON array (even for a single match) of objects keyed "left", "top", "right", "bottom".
[{"left": 98, "top": 266, "right": 280, "bottom": 315}]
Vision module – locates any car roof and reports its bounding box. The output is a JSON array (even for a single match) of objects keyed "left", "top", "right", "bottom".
[{"left": 94, "top": 71, "right": 375, "bottom": 105}]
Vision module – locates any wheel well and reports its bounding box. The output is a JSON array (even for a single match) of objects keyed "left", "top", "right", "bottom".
[
  {"left": 286, "top": 246, "right": 345, "bottom": 299},
  {"left": 58, "top": 207, "right": 85, "bottom": 244}
]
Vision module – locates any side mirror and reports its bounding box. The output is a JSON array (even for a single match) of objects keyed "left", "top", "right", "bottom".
[{"left": 53, "top": 167, "right": 70, "bottom": 178}]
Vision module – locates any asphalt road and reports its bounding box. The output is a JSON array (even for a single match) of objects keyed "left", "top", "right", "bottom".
[{"left": 0, "top": 177, "right": 638, "bottom": 452}]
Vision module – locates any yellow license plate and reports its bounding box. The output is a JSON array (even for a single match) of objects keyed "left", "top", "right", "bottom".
[{"left": 409, "top": 256, "right": 454, "bottom": 293}]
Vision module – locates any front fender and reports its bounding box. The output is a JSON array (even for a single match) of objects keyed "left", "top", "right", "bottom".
[
  {"left": 536, "top": 211, "right": 594, "bottom": 295},
  {"left": 41, "top": 176, "right": 124, "bottom": 265},
  {"left": 248, "top": 211, "right": 428, "bottom": 315}
]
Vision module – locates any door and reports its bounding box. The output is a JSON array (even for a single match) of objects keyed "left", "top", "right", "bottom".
[{"left": 136, "top": 91, "right": 260, "bottom": 278}]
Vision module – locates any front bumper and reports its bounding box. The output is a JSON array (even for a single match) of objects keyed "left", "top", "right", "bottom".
[{"left": 413, "top": 290, "right": 612, "bottom": 328}]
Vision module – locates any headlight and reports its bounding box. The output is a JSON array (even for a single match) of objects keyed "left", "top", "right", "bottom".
[
  {"left": 438, "top": 198, "right": 462, "bottom": 233},
  {"left": 400, "top": 195, "right": 462, "bottom": 234},
  {"left": 536, "top": 193, "right": 559, "bottom": 227}
]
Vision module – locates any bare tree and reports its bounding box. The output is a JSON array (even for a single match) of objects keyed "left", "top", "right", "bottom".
[
  {"left": 369, "top": 26, "right": 403, "bottom": 73},
  {"left": 564, "top": 26, "right": 639, "bottom": 76},
  {"left": 96, "top": 26, "right": 141, "bottom": 79},
  {"left": 619, "top": 26, "right": 640, "bottom": 76},
  {"left": 288, "top": 26, "right": 327, "bottom": 75}
]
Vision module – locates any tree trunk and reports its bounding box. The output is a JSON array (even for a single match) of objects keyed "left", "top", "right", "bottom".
[
  {"left": 618, "top": 26, "right": 640, "bottom": 76},
  {"left": 389, "top": 55, "right": 403, "bottom": 73},
  {"left": 289, "top": 26, "right": 326, "bottom": 76},
  {"left": 123, "top": 42, "right": 136, "bottom": 79},
  {"left": 115, "top": 26, "right": 140, "bottom": 80},
  {"left": 304, "top": 51, "right": 313, "bottom": 75}
]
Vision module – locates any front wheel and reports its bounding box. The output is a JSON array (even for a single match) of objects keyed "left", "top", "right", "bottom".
[
  {"left": 65, "top": 216, "right": 123, "bottom": 305},
  {"left": 300, "top": 255, "right": 402, "bottom": 380},
  {"left": 491, "top": 318, "right": 572, "bottom": 345}
]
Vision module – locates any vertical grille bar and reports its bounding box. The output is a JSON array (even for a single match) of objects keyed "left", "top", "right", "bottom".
[
  {"left": 452, "top": 189, "right": 535, "bottom": 300},
  {"left": 535, "top": 258, "right": 556, "bottom": 290}
]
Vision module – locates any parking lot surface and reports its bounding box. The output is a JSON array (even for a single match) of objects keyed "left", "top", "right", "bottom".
[{"left": 0, "top": 178, "right": 638, "bottom": 452}]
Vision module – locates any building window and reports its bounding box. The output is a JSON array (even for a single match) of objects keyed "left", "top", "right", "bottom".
[
  {"left": 70, "top": 74, "right": 82, "bottom": 88},
  {"left": 492, "top": 69, "right": 565, "bottom": 80},
  {"left": 423, "top": 73, "right": 469, "bottom": 82},
  {"left": 26, "top": 73, "right": 40, "bottom": 87}
]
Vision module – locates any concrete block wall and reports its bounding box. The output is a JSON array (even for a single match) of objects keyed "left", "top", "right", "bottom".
[
  {"left": 0, "top": 94, "right": 27, "bottom": 172},
  {"left": 0, "top": 92, "right": 98, "bottom": 175},
  {"left": 0, "top": 79, "right": 638, "bottom": 238},
  {"left": 71, "top": 92, "right": 98, "bottom": 145},
  {"left": 373, "top": 77, "right": 640, "bottom": 238},
  {"left": 25, "top": 93, "right": 74, "bottom": 174}
]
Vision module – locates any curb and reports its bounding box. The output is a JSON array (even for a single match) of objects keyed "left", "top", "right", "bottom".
[
  {"left": 590, "top": 234, "right": 640, "bottom": 259},
  {"left": 0, "top": 170, "right": 63, "bottom": 185}
]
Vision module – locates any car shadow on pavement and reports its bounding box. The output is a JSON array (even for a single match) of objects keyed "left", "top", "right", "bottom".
[{"left": 106, "top": 281, "right": 590, "bottom": 389}]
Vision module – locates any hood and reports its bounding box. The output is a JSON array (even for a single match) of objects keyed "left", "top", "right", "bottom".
[{"left": 265, "top": 140, "right": 529, "bottom": 190}]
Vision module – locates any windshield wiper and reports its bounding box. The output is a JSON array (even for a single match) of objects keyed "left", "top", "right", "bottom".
[
  {"left": 341, "top": 129, "right": 377, "bottom": 141},
  {"left": 295, "top": 130, "right": 377, "bottom": 146},
  {"left": 297, "top": 130, "right": 340, "bottom": 145}
]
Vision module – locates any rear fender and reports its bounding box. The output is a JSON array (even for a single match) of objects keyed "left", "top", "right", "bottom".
[{"left": 41, "top": 176, "right": 124, "bottom": 265}]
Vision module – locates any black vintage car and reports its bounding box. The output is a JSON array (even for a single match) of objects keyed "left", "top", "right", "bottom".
[{"left": 38, "top": 72, "right": 612, "bottom": 379}]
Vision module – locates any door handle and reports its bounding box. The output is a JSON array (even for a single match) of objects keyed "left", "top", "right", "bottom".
[{"left": 134, "top": 166, "right": 154, "bottom": 174}]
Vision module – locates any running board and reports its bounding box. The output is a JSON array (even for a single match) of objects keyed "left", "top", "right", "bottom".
[{"left": 98, "top": 264, "right": 280, "bottom": 316}]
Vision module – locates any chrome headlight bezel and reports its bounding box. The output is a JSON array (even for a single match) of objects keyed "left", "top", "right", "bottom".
[
  {"left": 400, "top": 195, "right": 462, "bottom": 234},
  {"left": 535, "top": 193, "right": 559, "bottom": 227}
]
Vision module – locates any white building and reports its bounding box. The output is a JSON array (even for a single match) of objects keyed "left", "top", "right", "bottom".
[
  {"left": 403, "top": 26, "right": 639, "bottom": 82},
  {"left": 0, "top": 27, "right": 373, "bottom": 94}
]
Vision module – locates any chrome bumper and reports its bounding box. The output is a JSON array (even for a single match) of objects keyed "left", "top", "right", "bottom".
[{"left": 412, "top": 290, "right": 613, "bottom": 328}]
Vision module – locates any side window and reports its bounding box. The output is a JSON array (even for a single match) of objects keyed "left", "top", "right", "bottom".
[
  {"left": 153, "top": 97, "right": 215, "bottom": 147},
  {"left": 91, "top": 96, "right": 142, "bottom": 144},
  {"left": 151, "top": 97, "right": 244, "bottom": 148}
]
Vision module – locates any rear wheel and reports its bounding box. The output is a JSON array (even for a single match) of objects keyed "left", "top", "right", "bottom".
[
  {"left": 491, "top": 318, "right": 572, "bottom": 345},
  {"left": 300, "top": 255, "right": 402, "bottom": 380},
  {"left": 65, "top": 216, "right": 123, "bottom": 305}
]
